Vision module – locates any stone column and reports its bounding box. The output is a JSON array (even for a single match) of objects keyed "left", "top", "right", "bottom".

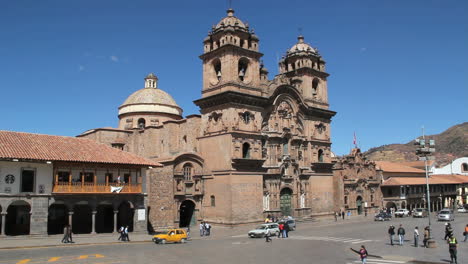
[
  {"left": 91, "top": 211, "right": 97, "bottom": 234},
  {"left": 68, "top": 211, "right": 74, "bottom": 230},
  {"left": 113, "top": 210, "right": 118, "bottom": 233},
  {"left": 1, "top": 212, "right": 6, "bottom": 236}
]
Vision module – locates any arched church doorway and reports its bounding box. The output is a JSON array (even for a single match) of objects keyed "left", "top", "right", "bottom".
[
  {"left": 48, "top": 203, "right": 68, "bottom": 235},
  {"left": 72, "top": 204, "right": 92, "bottom": 234},
  {"left": 6, "top": 201, "right": 31, "bottom": 236},
  {"left": 280, "top": 188, "right": 292, "bottom": 217},
  {"left": 117, "top": 201, "right": 134, "bottom": 232},
  {"left": 96, "top": 204, "right": 114, "bottom": 233},
  {"left": 386, "top": 202, "right": 397, "bottom": 213},
  {"left": 356, "top": 196, "right": 363, "bottom": 215},
  {"left": 179, "top": 200, "right": 195, "bottom": 228}
]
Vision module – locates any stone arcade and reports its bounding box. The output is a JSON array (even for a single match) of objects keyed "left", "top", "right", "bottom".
[{"left": 79, "top": 9, "right": 336, "bottom": 229}]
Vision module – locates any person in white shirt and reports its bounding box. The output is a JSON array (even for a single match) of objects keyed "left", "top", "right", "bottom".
[
  {"left": 199, "top": 222, "right": 205, "bottom": 236},
  {"left": 414, "top": 226, "right": 419, "bottom": 247}
]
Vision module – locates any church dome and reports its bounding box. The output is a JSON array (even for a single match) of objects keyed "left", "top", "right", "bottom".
[
  {"left": 118, "top": 73, "right": 182, "bottom": 117},
  {"left": 287, "top": 35, "right": 318, "bottom": 56},
  {"left": 213, "top": 9, "right": 249, "bottom": 34}
]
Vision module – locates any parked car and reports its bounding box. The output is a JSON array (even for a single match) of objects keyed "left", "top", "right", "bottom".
[
  {"left": 153, "top": 229, "right": 188, "bottom": 244},
  {"left": 412, "top": 208, "right": 429, "bottom": 218},
  {"left": 437, "top": 209, "right": 455, "bottom": 221},
  {"left": 374, "top": 213, "right": 391, "bottom": 221},
  {"left": 278, "top": 219, "right": 296, "bottom": 231},
  {"left": 248, "top": 223, "right": 279, "bottom": 238},
  {"left": 394, "top": 209, "right": 410, "bottom": 217},
  {"left": 456, "top": 206, "right": 467, "bottom": 213}
]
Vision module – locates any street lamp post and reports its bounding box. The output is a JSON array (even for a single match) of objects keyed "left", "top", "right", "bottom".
[{"left": 414, "top": 127, "right": 436, "bottom": 248}]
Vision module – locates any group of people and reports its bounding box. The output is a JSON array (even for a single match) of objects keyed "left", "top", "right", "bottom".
[
  {"left": 61, "top": 224, "right": 74, "bottom": 243},
  {"left": 118, "top": 226, "right": 130, "bottom": 242},
  {"left": 199, "top": 221, "right": 211, "bottom": 236},
  {"left": 387, "top": 224, "right": 431, "bottom": 248},
  {"left": 335, "top": 210, "right": 352, "bottom": 221}
]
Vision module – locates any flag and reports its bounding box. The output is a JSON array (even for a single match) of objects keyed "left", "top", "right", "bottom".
[{"left": 353, "top": 132, "right": 357, "bottom": 147}]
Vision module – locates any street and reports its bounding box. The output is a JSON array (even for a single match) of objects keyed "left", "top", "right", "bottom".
[{"left": 0, "top": 214, "right": 466, "bottom": 264}]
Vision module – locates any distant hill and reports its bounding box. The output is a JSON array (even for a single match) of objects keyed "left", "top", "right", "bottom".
[{"left": 365, "top": 122, "right": 468, "bottom": 166}]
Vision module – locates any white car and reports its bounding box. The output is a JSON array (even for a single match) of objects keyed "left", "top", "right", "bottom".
[
  {"left": 394, "top": 209, "right": 410, "bottom": 217},
  {"left": 457, "top": 207, "right": 467, "bottom": 213},
  {"left": 248, "top": 223, "right": 279, "bottom": 238}
]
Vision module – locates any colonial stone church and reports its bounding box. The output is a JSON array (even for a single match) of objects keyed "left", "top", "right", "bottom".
[{"left": 80, "top": 9, "right": 336, "bottom": 228}]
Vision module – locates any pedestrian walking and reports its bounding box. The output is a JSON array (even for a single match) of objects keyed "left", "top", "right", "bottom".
[
  {"left": 278, "top": 222, "right": 284, "bottom": 238},
  {"left": 124, "top": 226, "right": 130, "bottom": 241},
  {"left": 423, "top": 226, "right": 430, "bottom": 248},
  {"left": 61, "top": 224, "right": 70, "bottom": 243},
  {"left": 414, "top": 226, "right": 419, "bottom": 247},
  {"left": 350, "top": 245, "right": 368, "bottom": 264},
  {"left": 444, "top": 223, "right": 453, "bottom": 240},
  {"left": 334, "top": 211, "right": 338, "bottom": 222},
  {"left": 205, "top": 222, "right": 211, "bottom": 236},
  {"left": 397, "top": 224, "right": 405, "bottom": 246},
  {"left": 388, "top": 225, "right": 395, "bottom": 246},
  {"left": 118, "top": 226, "right": 125, "bottom": 241},
  {"left": 347, "top": 210, "right": 351, "bottom": 219},
  {"left": 283, "top": 221, "right": 289, "bottom": 238},
  {"left": 67, "top": 225, "right": 74, "bottom": 243},
  {"left": 448, "top": 234, "right": 458, "bottom": 264},
  {"left": 199, "top": 221, "right": 205, "bottom": 236},
  {"left": 341, "top": 210, "right": 345, "bottom": 220},
  {"left": 265, "top": 229, "right": 272, "bottom": 243},
  {"left": 463, "top": 224, "right": 468, "bottom": 242}
]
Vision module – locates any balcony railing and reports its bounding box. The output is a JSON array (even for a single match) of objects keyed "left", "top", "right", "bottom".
[{"left": 52, "top": 182, "right": 142, "bottom": 194}]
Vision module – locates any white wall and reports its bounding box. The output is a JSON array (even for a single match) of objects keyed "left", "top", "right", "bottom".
[
  {"left": 432, "top": 157, "right": 468, "bottom": 175},
  {"left": 0, "top": 161, "right": 53, "bottom": 195}
]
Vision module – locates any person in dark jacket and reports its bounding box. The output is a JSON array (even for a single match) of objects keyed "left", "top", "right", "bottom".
[
  {"left": 397, "top": 224, "right": 405, "bottom": 246},
  {"left": 388, "top": 225, "right": 395, "bottom": 246},
  {"left": 284, "top": 222, "right": 289, "bottom": 238},
  {"left": 444, "top": 223, "right": 453, "bottom": 240}
]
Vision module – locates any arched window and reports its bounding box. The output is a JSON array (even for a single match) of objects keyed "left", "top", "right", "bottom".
[
  {"left": 138, "top": 118, "right": 146, "bottom": 129},
  {"left": 462, "top": 163, "right": 468, "bottom": 172},
  {"left": 282, "top": 138, "right": 289, "bottom": 155},
  {"left": 238, "top": 58, "right": 249, "bottom": 81},
  {"left": 318, "top": 149, "right": 324, "bottom": 162},
  {"left": 312, "top": 78, "right": 319, "bottom": 96},
  {"left": 183, "top": 163, "right": 193, "bottom": 181},
  {"left": 242, "top": 143, "right": 250, "bottom": 159},
  {"left": 241, "top": 112, "right": 251, "bottom": 124},
  {"left": 213, "top": 59, "right": 221, "bottom": 81},
  {"left": 210, "top": 195, "right": 216, "bottom": 207}
]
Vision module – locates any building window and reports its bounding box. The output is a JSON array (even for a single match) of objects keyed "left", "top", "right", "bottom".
[
  {"left": 183, "top": 163, "right": 193, "bottom": 181},
  {"left": 242, "top": 143, "right": 251, "bottom": 159},
  {"left": 111, "top": 143, "right": 125, "bottom": 150},
  {"left": 312, "top": 78, "right": 319, "bottom": 95},
  {"left": 462, "top": 163, "right": 468, "bottom": 172},
  {"left": 344, "top": 196, "right": 348, "bottom": 204},
  {"left": 238, "top": 58, "right": 249, "bottom": 81},
  {"left": 105, "top": 173, "right": 114, "bottom": 183},
  {"left": 80, "top": 172, "right": 94, "bottom": 183},
  {"left": 388, "top": 189, "right": 393, "bottom": 196},
  {"left": 124, "top": 173, "right": 130, "bottom": 184},
  {"left": 318, "top": 149, "right": 324, "bottom": 162},
  {"left": 58, "top": 171, "right": 70, "bottom": 182},
  {"left": 282, "top": 138, "right": 289, "bottom": 155},
  {"left": 138, "top": 118, "right": 146, "bottom": 129},
  {"left": 213, "top": 59, "right": 221, "bottom": 81},
  {"left": 21, "top": 169, "right": 35, "bottom": 192},
  {"left": 370, "top": 194, "right": 374, "bottom": 202},
  {"left": 210, "top": 195, "right": 216, "bottom": 207},
  {"left": 241, "top": 112, "right": 251, "bottom": 124}
]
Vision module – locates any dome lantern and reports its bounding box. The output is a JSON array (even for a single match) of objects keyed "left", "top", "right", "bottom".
[{"left": 145, "top": 73, "right": 158, "bottom": 89}]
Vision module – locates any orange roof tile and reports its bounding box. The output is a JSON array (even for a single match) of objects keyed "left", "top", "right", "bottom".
[
  {"left": 399, "top": 160, "right": 435, "bottom": 169},
  {"left": 375, "top": 161, "right": 426, "bottom": 173},
  {"left": 382, "top": 174, "right": 468, "bottom": 186},
  {"left": 0, "top": 130, "right": 161, "bottom": 167}
]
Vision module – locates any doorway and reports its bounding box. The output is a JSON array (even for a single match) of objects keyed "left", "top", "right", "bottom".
[
  {"left": 356, "top": 196, "right": 363, "bottom": 215},
  {"left": 280, "top": 188, "right": 292, "bottom": 217},
  {"left": 48, "top": 204, "right": 68, "bottom": 235},
  {"left": 179, "top": 200, "right": 195, "bottom": 228},
  {"left": 5, "top": 201, "right": 31, "bottom": 236}
]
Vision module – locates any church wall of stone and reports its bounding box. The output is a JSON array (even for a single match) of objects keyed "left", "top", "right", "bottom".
[
  {"left": 308, "top": 174, "right": 334, "bottom": 214},
  {"left": 147, "top": 166, "right": 175, "bottom": 229}
]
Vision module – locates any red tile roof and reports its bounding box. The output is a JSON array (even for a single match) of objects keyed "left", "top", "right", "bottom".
[
  {"left": 375, "top": 161, "right": 426, "bottom": 173},
  {"left": 382, "top": 174, "right": 468, "bottom": 186},
  {"left": 0, "top": 130, "right": 161, "bottom": 167},
  {"left": 398, "top": 160, "right": 435, "bottom": 169}
]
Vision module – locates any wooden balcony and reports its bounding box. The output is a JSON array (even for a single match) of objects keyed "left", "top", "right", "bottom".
[{"left": 52, "top": 182, "right": 142, "bottom": 194}]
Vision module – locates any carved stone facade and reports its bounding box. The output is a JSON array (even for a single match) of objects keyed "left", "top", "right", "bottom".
[
  {"left": 80, "top": 9, "right": 337, "bottom": 228},
  {"left": 333, "top": 148, "right": 383, "bottom": 214}
]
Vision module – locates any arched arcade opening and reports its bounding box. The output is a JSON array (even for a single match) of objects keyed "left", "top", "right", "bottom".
[
  {"left": 5, "top": 201, "right": 31, "bottom": 236},
  {"left": 96, "top": 204, "right": 114, "bottom": 233},
  {"left": 72, "top": 204, "right": 92, "bottom": 234},
  {"left": 117, "top": 201, "right": 134, "bottom": 232},
  {"left": 48, "top": 203, "right": 68, "bottom": 235}
]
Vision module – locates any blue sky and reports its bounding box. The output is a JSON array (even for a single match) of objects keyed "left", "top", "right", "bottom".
[{"left": 0, "top": 0, "right": 466, "bottom": 156}]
